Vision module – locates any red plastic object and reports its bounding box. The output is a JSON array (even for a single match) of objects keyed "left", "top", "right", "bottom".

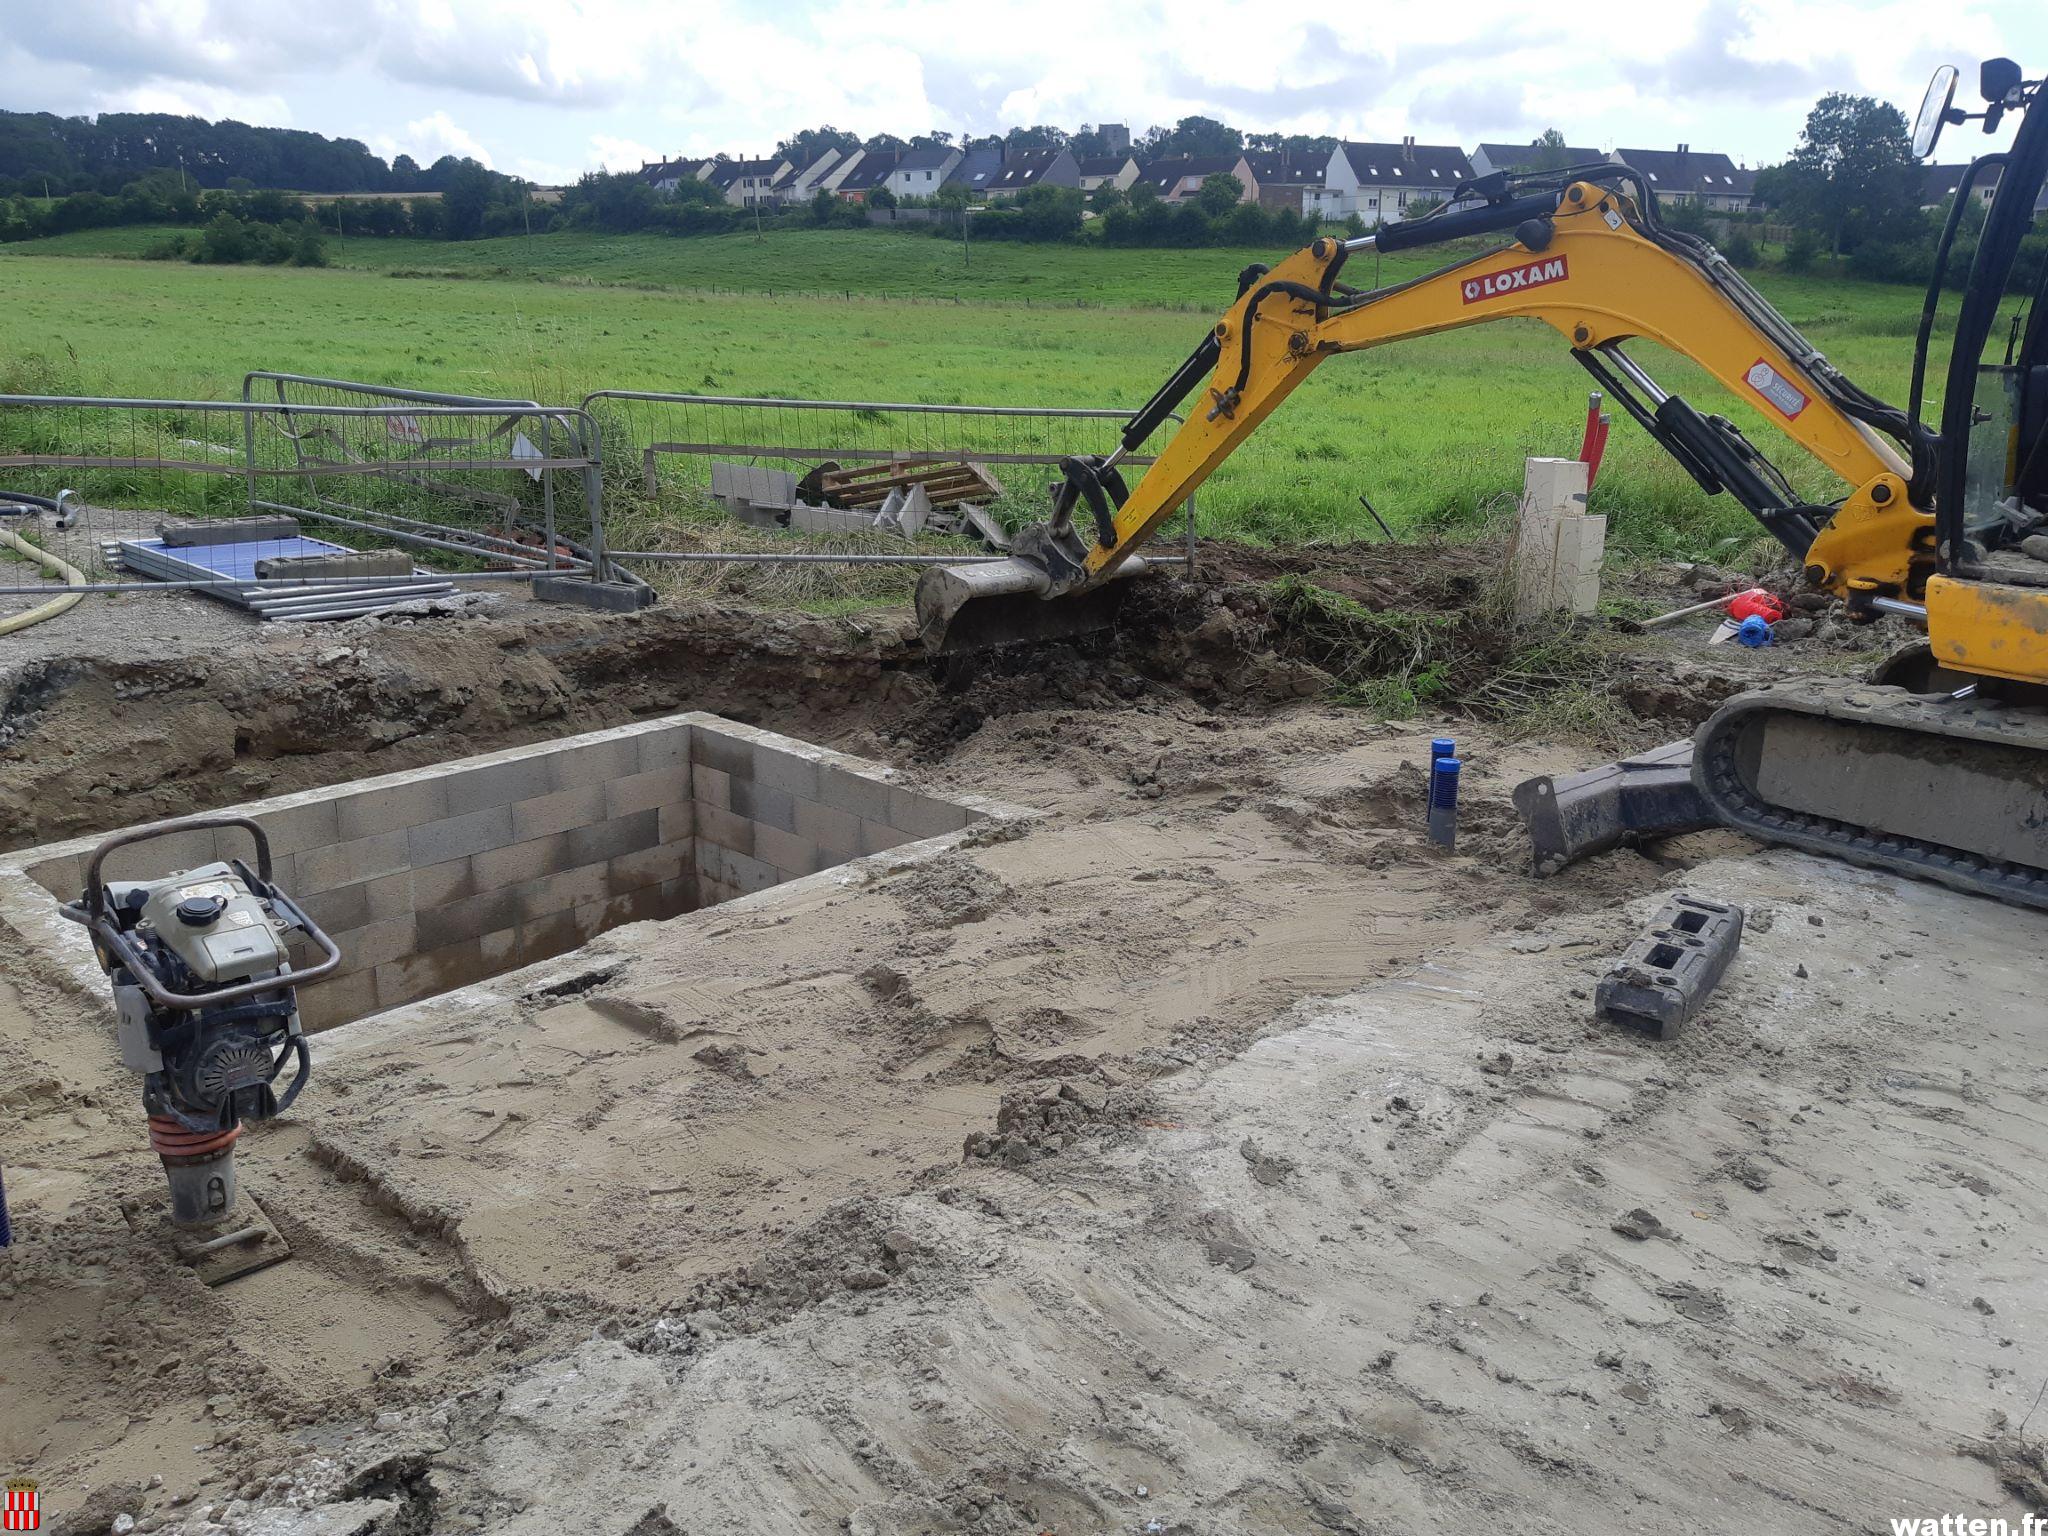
[
  {"left": 1727, "top": 589, "right": 1785, "bottom": 623},
  {"left": 1577, "top": 394, "right": 1612, "bottom": 487}
]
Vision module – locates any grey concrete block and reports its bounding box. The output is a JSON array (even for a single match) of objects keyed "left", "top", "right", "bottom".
[
  {"left": 691, "top": 764, "right": 731, "bottom": 810},
  {"left": 377, "top": 936, "right": 490, "bottom": 1007},
  {"left": 635, "top": 725, "right": 692, "bottom": 777},
  {"left": 859, "top": 819, "right": 915, "bottom": 855},
  {"left": 693, "top": 729, "right": 751, "bottom": 785},
  {"left": 255, "top": 799, "right": 339, "bottom": 857},
  {"left": 337, "top": 915, "right": 419, "bottom": 974},
  {"left": 300, "top": 880, "right": 372, "bottom": 937},
  {"left": 514, "top": 863, "right": 611, "bottom": 927},
  {"left": 517, "top": 908, "right": 584, "bottom": 965},
  {"left": 447, "top": 754, "right": 554, "bottom": 816},
  {"left": 658, "top": 800, "right": 695, "bottom": 846},
  {"left": 472, "top": 832, "right": 568, "bottom": 894},
  {"left": 819, "top": 764, "right": 894, "bottom": 825},
  {"left": 606, "top": 766, "right": 688, "bottom": 820},
  {"left": 701, "top": 842, "right": 779, "bottom": 896},
  {"left": 729, "top": 778, "right": 797, "bottom": 835},
  {"left": 512, "top": 783, "right": 608, "bottom": 844},
  {"left": 562, "top": 810, "right": 658, "bottom": 869},
  {"left": 480, "top": 926, "right": 520, "bottom": 970},
  {"left": 533, "top": 575, "right": 656, "bottom": 611},
  {"left": 414, "top": 856, "right": 476, "bottom": 910},
  {"left": 23, "top": 852, "right": 82, "bottom": 901},
  {"left": 336, "top": 778, "right": 446, "bottom": 842},
  {"left": 794, "top": 797, "right": 860, "bottom": 861},
  {"left": 297, "top": 829, "right": 410, "bottom": 894},
  {"left": 890, "top": 786, "right": 971, "bottom": 839},
  {"left": 753, "top": 745, "right": 821, "bottom": 802},
  {"left": 697, "top": 803, "right": 755, "bottom": 858},
  {"left": 417, "top": 885, "right": 524, "bottom": 952},
  {"left": 609, "top": 840, "right": 691, "bottom": 895},
  {"left": 408, "top": 805, "right": 514, "bottom": 869},
  {"left": 95, "top": 827, "right": 221, "bottom": 885},
  {"left": 548, "top": 735, "right": 642, "bottom": 793},
  {"left": 754, "top": 823, "right": 821, "bottom": 879}
]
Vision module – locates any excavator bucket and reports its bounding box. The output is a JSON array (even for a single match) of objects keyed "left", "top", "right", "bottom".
[{"left": 913, "top": 555, "right": 1150, "bottom": 656}]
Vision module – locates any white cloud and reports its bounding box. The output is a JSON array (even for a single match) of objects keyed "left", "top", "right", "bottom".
[
  {"left": 375, "top": 110, "right": 496, "bottom": 167},
  {"left": 3, "top": 0, "right": 2044, "bottom": 176}
]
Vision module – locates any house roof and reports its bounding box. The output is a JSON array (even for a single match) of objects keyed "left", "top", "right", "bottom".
[
  {"left": 1612, "top": 147, "right": 1750, "bottom": 196},
  {"left": 640, "top": 158, "right": 693, "bottom": 184},
  {"left": 1921, "top": 162, "right": 1998, "bottom": 202},
  {"left": 1077, "top": 155, "right": 1134, "bottom": 177},
  {"left": 987, "top": 148, "right": 1065, "bottom": 190},
  {"left": 896, "top": 146, "right": 958, "bottom": 173},
  {"left": 945, "top": 146, "right": 1005, "bottom": 190},
  {"left": 1244, "top": 149, "right": 1326, "bottom": 187},
  {"left": 1475, "top": 140, "right": 1604, "bottom": 171},
  {"left": 705, "top": 158, "right": 788, "bottom": 190},
  {"left": 1335, "top": 141, "right": 1473, "bottom": 187},
  {"left": 1137, "top": 155, "right": 1247, "bottom": 192},
  {"left": 835, "top": 152, "right": 899, "bottom": 191}
]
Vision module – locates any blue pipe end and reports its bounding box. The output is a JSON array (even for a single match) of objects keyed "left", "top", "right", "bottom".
[{"left": 1430, "top": 757, "right": 1463, "bottom": 809}]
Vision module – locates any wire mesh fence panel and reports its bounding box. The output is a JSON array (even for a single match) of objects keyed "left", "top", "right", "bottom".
[
  {"left": 0, "top": 394, "right": 606, "bottom": 623},
  {"left": 241, "top": 373, "right": 606, "bottom": 573}
]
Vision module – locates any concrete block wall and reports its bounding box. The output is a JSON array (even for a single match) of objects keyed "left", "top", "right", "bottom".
[
  {"left": 686, "top": 717, "right": 979, "bottom": 904},
  {"left": 0, "top": 712, "right": 1012, "bottom": 1037}
]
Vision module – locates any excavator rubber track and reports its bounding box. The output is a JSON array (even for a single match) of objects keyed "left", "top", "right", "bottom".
[{"left": 1692, "top": 681, "right": 2048, "bottom": 911}]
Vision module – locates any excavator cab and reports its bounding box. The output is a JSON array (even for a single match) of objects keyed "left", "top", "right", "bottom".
[{"left": 1897, "top": 57, "right": 2048, "bottom": 691}]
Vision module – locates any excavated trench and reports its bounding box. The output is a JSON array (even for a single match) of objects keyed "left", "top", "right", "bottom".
[{"left": 0, "top": 547, "right": 1739, "bottom": 861}]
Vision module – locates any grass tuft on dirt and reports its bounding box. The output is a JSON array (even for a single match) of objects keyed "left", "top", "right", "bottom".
[{"left": 1264, "top": 565, "right": 1627, "bottom": 742}]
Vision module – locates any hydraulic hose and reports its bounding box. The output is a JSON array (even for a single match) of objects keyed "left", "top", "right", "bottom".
[{"left": 0, "top": 492, "right": 88, "bottom": 634}]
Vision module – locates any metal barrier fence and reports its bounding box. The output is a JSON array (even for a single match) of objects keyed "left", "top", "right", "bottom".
[
  {"left": 578, "top": 388, "right": 1196, "bottom": 568},
  {"left": 0, "top": 377, "right": 1200, "bottom": 625},
  {"left": 0, "top": 394, "right": 605, "bottom": 619},
  {"left": 240, "top": 372, "right": 607, "bottom": 576}
]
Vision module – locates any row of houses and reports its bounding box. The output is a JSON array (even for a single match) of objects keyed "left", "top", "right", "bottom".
[
  {"left": 640, "top": 140, "right": 1094, "bottom": 209},
  {"left": 645, "top": 135, "right": 2027, "bottom": 226},
  {"left": 643, "top": 134, "right": 1780, "bottom": 224}
]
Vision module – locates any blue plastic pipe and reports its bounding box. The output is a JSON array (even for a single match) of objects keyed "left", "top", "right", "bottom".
[
  {"left": 0, "top": 1164, "right": 11, "bottom": 1248},
  {"left": 1428, "top": 757, "right": 1463, "bottom": 850}
]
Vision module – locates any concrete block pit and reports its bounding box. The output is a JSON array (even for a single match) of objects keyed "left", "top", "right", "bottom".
[{"left": 0, "top": 713, "right": 1011, "bottom": 1031}]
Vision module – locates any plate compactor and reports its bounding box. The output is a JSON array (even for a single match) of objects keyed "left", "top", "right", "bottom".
[{"left": 57, "top": 816, "right": 341, "bottom": 1283}]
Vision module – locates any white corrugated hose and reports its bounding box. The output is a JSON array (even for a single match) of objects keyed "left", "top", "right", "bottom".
[{"left": 0, "top": 525, "right": 88, "bottom": 634}]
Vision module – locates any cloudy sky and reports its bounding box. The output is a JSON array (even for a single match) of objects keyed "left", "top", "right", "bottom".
[{"left": 4, "top": 0, "right": 2043, "bottom": 183}]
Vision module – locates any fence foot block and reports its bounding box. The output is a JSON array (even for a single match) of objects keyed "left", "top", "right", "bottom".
[{"left": 533, "top": 575, "right": 656, "bottom": 612}]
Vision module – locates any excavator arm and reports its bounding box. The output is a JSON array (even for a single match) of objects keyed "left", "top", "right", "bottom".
[{"left": 915, "top": 171, "right": 1935, "bottom": 656}]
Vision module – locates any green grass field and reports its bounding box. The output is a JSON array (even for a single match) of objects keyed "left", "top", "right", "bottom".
[{"left": 0, "top": 226, "right": 1938, "bottom": 558}]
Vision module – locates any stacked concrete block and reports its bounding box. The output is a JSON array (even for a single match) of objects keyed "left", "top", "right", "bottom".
[
  {"left": 1512, "top": 456, "right": 1606, "bottom": 618},
  {"left": 0, "top": 713, "right": 1020, "bottom": 1039},
  {"left": 709, "top": 462, "right": 799, "bottom": 528},
  {"left": 684, "top": 717, "right": 981, "bottom": 906}
]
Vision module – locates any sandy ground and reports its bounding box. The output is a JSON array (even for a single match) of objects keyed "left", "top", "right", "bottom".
[{"left": 1, "top": 556, "right": 2041, "bottom": 1534}]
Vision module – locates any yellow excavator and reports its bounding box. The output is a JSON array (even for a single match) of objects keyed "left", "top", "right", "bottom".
[{"left": 916, "top": 59, "right": 2048, "bottom": 910}]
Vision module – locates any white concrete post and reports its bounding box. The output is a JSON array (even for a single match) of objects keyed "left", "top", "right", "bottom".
[{"left": 1512, "top": 456, "right": 1605, "bottom": 618}]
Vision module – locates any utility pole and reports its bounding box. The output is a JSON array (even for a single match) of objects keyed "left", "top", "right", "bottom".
[
  {"left": 754, "top": 194, "right": 763, "bottom": 243},
  {"left": 961, "top": 200, "right": 970, "bottom": 268}
]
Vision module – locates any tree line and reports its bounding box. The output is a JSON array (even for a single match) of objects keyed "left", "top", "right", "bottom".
[{"left": 0, "top": 109, "right": 510, "bottom": 197}]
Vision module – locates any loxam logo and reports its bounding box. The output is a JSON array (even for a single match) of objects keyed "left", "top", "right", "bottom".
[{"left": 1461, "top": 255, "right": 1570, "bottom": 304}]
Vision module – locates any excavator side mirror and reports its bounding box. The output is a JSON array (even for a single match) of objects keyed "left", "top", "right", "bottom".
[
  {"left": 1981, "top": 57, "right": 2023, "bottom": 104},
  {"left": 1913, "top": 65, "right": 1959, "bottom": 159}
]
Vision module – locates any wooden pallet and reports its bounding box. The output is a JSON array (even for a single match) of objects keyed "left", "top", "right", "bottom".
[{"left": 812, "top": 459, "right": 1002, "bottom": 511}]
